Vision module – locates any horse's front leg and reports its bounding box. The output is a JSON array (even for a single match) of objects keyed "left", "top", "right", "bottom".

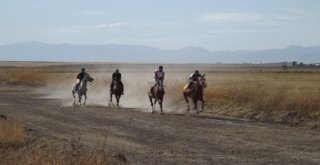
[
  {"left": 153, "top": 100, "right": 157, "bottom": 113},
  {"left": 159, "top": 99, "right": 164, "bottom": 115},
  {"left": 78, "top": 94, "right": 82, "bottom": 106},
  {"left": 200, "top": 99, "right": 205, "bottom": 112},
  {"left": 183, "top": 92, "right": 190, "bottom": 111},
  {"left": 149, "top": 95, "right": 154, "bottom": 113},
  {"left": 72, "top": 90, "right": 76, "bottom": 106},
  {"left": 116, "top": 95, "right": 120, "bottom": 109},
  {"left": 83, "top": 93, "right": 87, "bottom": 106},
  {"left": 110, "top": 92, "right": 113, "bottom": 102},
  {"left": 192, "top": 98, "right": 198, "bottom": 113}
]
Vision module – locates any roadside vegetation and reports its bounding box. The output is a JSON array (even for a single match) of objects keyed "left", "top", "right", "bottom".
[
  {"left": 202, "top": 72, "right": 320, "bottom": 126},
  {"left": 0, "top": 68, "right": 48, "bottom": 86},
  {"left": 0, "top": 117, "right": 112, "bottom": 164}
]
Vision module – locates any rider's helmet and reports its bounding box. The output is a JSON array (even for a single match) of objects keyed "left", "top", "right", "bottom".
[
  {"left": 159, "top": 66, "right": 163, "bottom": 71},
  {"left": 81, "top": 68, "right": 85, "bottom": 72},
  {"left": 195, "top": 70, "right": 199, "bottom": 74}
]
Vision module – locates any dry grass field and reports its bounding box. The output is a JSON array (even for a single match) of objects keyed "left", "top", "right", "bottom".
[
  {"left": 199, "top": 72, "right": 320, "bottom": 125},
  {"left": 0, "top": 62, "right": 320, "bottom": 164},
  {"left": 0, "top": 118, "right": 111, "bottom": 164}
]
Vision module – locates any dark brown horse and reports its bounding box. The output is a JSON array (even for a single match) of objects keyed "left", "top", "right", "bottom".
[
  {"left": 183, "top": 74, "right": 207, "bottom": 114},
  {"left": 109, "top": 79, "right": 123, "bottom": 108},
  {"left": 148, "top": 80, "right": 165, "bottom": 114}
]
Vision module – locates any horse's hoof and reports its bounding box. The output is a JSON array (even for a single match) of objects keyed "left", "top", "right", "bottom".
[
  {"left": 200, "top": 109, "right": 203, "bottom": 112},
  {"left": 161, "top": 112, "right": 164, "bottom": 115}
]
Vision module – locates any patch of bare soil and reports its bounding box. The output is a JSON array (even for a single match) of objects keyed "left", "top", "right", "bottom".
[{"left": 1, "top": 85, "right": 320, "bottom": 164}]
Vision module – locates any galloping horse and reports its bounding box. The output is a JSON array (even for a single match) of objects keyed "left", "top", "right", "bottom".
[
  {"left": 72, "top": 74, "right": 94, "bottom": 106},
  {"left": 183, "top": 74, "right": 207, "bottom": 114},
  {"left": 148, "top": 80, "right": 165, "bottom": 114},
  {"left": 109, "top": 79, "right": 123, "bottom": 108}
]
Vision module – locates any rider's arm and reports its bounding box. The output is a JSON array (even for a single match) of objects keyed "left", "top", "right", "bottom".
[
  {"left": 77, "top": 73, "right": 81, "bottom": 79},
  {"left": 153, "top": 71, "right": 157, "bottom": 79}
]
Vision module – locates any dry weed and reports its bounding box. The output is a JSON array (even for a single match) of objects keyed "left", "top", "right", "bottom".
[{"left": 0, "top": 68, "right": 49, "bottom": 86}]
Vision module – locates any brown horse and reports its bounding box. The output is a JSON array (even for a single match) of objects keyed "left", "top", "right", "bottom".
[
  {"left": 109, "top": 79, "right": 123, "bottom": 108},
  {"left": 183, "top": 74, "right": 207, "bottom": 114},
  {"left": 148, "top": 80, "right": 165, "bottom": 114}
]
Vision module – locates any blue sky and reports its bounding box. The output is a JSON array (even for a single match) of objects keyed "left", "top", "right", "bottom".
[{"left": 1, "top": 0, "right": 320, "bottom": 51}]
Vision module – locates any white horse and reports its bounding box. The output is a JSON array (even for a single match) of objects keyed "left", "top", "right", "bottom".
[{"left": 72, "top": 74, "right": 94, "bottom": 106}]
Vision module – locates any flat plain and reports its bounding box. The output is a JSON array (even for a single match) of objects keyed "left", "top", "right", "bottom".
[{"left": 1, "top": 62, "right": 319, "bottom": 164}]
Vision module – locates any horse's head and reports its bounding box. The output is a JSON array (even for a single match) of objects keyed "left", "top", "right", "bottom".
[
  {"left": 157, "top": 80, "right": 164, "bottom": 91},
  {"left": 198, "top": 74, "right": 207, "bottom": 88},
  {"left": 83, "top": 74, "right": 94, "bottom": 82}
]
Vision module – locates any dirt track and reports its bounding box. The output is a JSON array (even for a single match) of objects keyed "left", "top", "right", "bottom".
[{"left": 1, "top": 85, "right": 320, "bottom": 164}]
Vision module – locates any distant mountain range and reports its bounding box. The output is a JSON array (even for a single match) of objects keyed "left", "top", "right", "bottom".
[{"left": 0, "top": 41, "right": 319, "bottom": 63}]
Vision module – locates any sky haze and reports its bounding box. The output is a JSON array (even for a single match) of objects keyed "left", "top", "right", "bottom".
[{"left": 1, "top": 0, "right": 320, "bottom": 51}]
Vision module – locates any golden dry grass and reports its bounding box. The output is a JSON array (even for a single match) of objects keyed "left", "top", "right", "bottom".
[
  {"left": 0, "top": 68, "right": 49, "bottom": 86},
  {"left": 0, "top": 118, "right": 111, "bottom": 165},
  {"left": 203, "top": 72, "right": 320, "bottom": 123},
  {"left": 7, "top": 145, "right": 110, "bottom": 165},
  {"left": 0, "top": 119, "right": 25, "bottom": 148}
]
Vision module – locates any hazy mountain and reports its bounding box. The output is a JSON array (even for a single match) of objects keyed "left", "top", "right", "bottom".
[{"left": 0, "top": 41, "right": 319, "bottom": 63}]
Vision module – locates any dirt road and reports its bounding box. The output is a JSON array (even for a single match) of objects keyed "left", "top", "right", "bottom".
[{"left": 1, "top": 85, "right": 319, "bottom": 164}]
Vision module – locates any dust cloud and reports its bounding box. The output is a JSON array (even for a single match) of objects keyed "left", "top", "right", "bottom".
[{"left": 35, "top": 64, "right": 199, "bottom": 114}]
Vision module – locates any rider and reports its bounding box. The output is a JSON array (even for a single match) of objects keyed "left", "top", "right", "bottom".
[
  {"left": 75, "top": 68, "right": 87, "bottom": 91},
  {"left": 186, "top": 70, "right": 201, "bottom": 92},
  {"left": 110, "top": 69, "right": 124, "bottom": 94},
  {"left": 150, "top": 65, "right": 165, "bottom": 93}
]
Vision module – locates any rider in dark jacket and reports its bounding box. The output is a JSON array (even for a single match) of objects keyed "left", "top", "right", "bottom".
[
  {"left": 110, "top": 69, "right": 124, "bottom": 94},
  {"left": 75, "top": 68, "right": 86, "bottom": 91},
  {"left": 186, "top": 70, "right": 201, "bottom": 91}
]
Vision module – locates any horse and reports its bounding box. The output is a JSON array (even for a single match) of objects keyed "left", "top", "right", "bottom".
[
  {"left": 148, "top": 80, "right": 165, "bottom": 114},
  {"left": 183, "top": 74, "right": 207, "bottom": 114},
  {"left": 109, "top": 79, "right": 123, "bottom": 108},
  {"left": 72, "top": 74, "right": 94, "bottom": 106}
]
